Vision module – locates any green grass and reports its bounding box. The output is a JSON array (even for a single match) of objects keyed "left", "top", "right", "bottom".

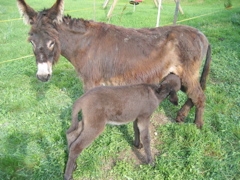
[{"left": 1, "top": 0, "right": 240, "bottom": 179}]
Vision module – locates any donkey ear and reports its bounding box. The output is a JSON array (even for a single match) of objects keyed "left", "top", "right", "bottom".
[
  {"left": 49, "top": 0, "right": 64, "bottom": 24},
  {"left": 17, "top": 0, "right": 37, "bottom": 25}
]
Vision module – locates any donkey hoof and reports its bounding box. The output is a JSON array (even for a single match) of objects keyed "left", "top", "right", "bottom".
[
  {"left": 176, "top": 115, "right": 185, "bottom": 123},
  {"left": 176, "top": 120, "right": 184, "bottom": 124},
  {"left": 195, "top": 122, "right": 203, "bottom": 129}
]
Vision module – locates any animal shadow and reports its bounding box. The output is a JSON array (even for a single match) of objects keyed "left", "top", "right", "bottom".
[{"left": 0, "top": 130, "right": 63, "bottom": 179}]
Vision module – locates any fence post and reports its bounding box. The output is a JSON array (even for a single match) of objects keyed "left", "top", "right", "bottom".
[
  {"left": 173, "top": 0, "right": 180, "bottom": 25},
  {"left": 156, "top": 0, "right": 162, "bottom": 27}
]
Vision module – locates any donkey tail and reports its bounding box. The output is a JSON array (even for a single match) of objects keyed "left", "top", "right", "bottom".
[
  {"left": 200, "top": 44, "right": 212, "bottom": 91},
  {"left": 67, "top": 98, "right": 83, "bottom": 134}
]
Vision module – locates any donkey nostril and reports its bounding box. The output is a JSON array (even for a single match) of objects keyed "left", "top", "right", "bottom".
[
  {"left": 36, "top": 74, "right": 51, "bottom": 82},
  {"left": 47, "top": 74, "right": 51, "bottom": 79}
]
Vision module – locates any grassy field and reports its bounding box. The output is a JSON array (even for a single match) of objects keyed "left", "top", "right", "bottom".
[{"left": 0, "top": 0, "right": 240, "bottom": 179}]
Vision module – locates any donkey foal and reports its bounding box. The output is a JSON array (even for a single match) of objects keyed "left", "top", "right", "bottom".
[{"left": 64, "top": 74, "right": 181, "bottom": 180}]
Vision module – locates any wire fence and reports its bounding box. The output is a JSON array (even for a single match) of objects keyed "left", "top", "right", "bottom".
[
  {"left": 0, "top": 8, "right": 94, "bottom": 23},
  {"left": 0, "top": 5, "right": 224, "bottom": 65}
]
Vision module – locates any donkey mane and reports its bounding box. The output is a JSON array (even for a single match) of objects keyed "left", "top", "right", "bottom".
[{"left": 61, "top": 15, "right": 90, "bottom": 33}]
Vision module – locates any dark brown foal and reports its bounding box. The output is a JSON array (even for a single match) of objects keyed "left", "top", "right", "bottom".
[{"left": 64, "top": 74, "right": 181, "bottom": 180}]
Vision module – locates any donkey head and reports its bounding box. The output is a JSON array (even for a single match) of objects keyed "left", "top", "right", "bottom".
[{"left": 17, "top": 0, "right": 64, "bottom": 82}]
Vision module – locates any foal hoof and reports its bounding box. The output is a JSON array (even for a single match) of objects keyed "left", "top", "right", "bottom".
[
  {"left": 64, "top": 175, "right": 73, "bottom": 180},
  {"left": 133, "top": 142, "right": 143, "bottom": 149},
  {"left": 146, "top": 160, "right": 155, "bottom": 167}
]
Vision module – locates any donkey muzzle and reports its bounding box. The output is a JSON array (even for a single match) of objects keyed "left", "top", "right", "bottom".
[{"left": 36, "top": 62, "right": 52, "bottom": 82}]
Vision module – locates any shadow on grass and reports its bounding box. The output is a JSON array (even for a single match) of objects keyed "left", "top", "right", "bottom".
[
  {"left": 25, "top": 67, "right": 84, "bottom": 176},
  {"left": 25, "top": 65, "right": 83, "bottom": 102},
  {"left": 24, "top": 66, "right": 196, "bottom": 170},
  {"left": 58, "top": 105, "right": 74, "bottom": 174},
  {"left": 0, "top": 130, "right": 63, "bottom": 179},
  {"left": 116, "top": 125, "right": 147, "bottom": 164}
]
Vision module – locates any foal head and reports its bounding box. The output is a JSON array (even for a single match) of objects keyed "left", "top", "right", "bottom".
[{"left": 17, "top": 0, "right": 64, "bottom": 82}]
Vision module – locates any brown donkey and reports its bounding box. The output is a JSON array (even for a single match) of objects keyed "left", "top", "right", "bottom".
[
  {"left": 17, "top": 0, "right": 211, "bottom": 128},
  {"left": 64, "top": 74, "right": 181, "bottom": 180}
]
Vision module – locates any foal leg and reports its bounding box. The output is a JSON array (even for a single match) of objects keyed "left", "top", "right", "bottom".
[
  {"left": 137, "top": 117, "right": 152, "bottom": 164},
  {"left": 64, "top": 121, "right": 105, "bottom": 180},
  {"left": 67, "top": 121, "right": 83, "bottom": 149},
  {"left": 133, "top": 119, "right": 143, "bottom": 149}
]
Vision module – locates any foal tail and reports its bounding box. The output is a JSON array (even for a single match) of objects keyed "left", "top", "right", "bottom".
[
  {"left": 67, "top": 98, "right": 83, "bottom": 134},
  {"left": 200, "top": 44, "right": 212, "bottom": 91}
]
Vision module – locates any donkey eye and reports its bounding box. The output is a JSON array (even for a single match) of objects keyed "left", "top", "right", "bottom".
[
  {"left": 28, "top": 32, "right": 33, "bottom": 36},
  {"left": 47, "top": 41, "right": 55, "bottom": 50},
  {"left": 30, "top": 40, "right": 36, "bottom": 49}
]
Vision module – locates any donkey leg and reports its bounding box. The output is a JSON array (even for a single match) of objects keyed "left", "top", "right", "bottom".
[
  {"left": 64, "top": 121, "right": 105, "bottom": 180},
  {"left": 137, "top": 117, "right": 152, "bottom": 164},
  {"left": 176, "top": 99, "right": 194, "bottom": 123},
  {"left": 133, "top": 119, "right": 143, "bottom": 149},
  {"left": 193, "top": 91, "right": 205, "bottom": 128},
  {"left": 177, "top": 82, "right": 205, "bottom": 128}
]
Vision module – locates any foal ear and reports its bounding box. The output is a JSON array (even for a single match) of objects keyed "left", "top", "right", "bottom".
[
  {"left": 156, "top": 84, "right": 162, "bottom": 94},
  {"left": 17, "top": 0, "right": 37, "bottom": 25},
  {"left": 49, "top": 0, "right": 64, "bottom": 24}
]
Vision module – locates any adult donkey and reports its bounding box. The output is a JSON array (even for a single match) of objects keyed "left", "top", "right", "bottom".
[{"left": 17, "top": 0, "right": 211, "bottom": 128}]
